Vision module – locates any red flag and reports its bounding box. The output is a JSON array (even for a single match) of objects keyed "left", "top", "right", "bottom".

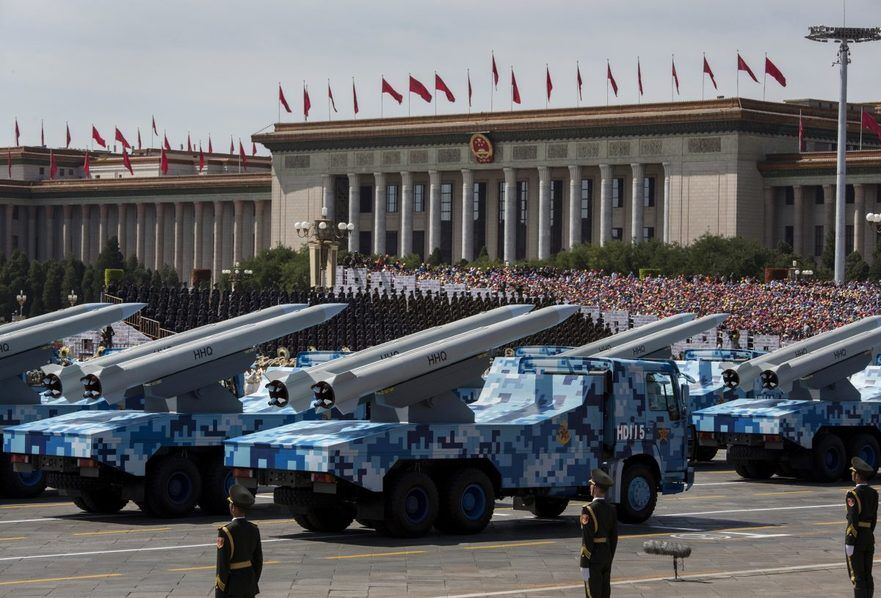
[
  {"left": 41, "top": 121, "right": 44, "bottom": 147},
  {"left": 6, "top": 149, "right": 11, "bottom": 178},
  {"left": 91, "top": 125, "right": 106, "bottom": 148},
  {"left": 187, "top": 133, "right": 192, "bottom": 153},
  {"left": 160, "top": 147, "right": 168, "bottom": 175},
  {"left": 511, "top": 69, "right": 521, "bottom": 104},
  {"left": 114, "top": 127, "right": 131, "bottom": 150},
  {"left": 467, "top": 71, "right": 473, "bottom": 107},
  {"left": 798, "top": 111, "right": 805, "bottom": 152},
  {"left": 208, "top": 135, "right": 213, "bottom": 154},
  {"left": 863, "top": 110, "right": 881, "bottom": 142},
  {"left": 577, "top": 63, "right": 583, "bottom": 101},
  {"left": 382, "top": 78, "right": 403, "bottom": 104},
  {"left": 83, "top": 151, "right": 90, "bottom": 178},
  {"left": 409, "top": 75, "right": 432, "bottom": 103},
  {"left": 328, "top": 82, "right": 338, "bottom": 113},
  {"left": 764, "top": 56, "right": 787, "bottom": 87},
  {"left": 353, "top": 80, "right": 360, "bottom": 115},
  {"left": 672, "top": 57, "right": 680, "bottom": 95},
  {"left": 251, "top": 141, "right": 256, "bottom": 156},
  {"left": 278, "top": 84, "right": 292, "bottom": 113},
  {"left": 238, "top": 140, "right": 248, "bottom": 168},
  {"left": 137, "top": 128, "right": 142, "bottom": 150},
  {"left": 163, "top": 134, "right": 171, "bottom": 151},
  {"left": 703, "top": 56, "right": 717, "bottom": 90},
  {"left": 546, "top": 66, "right": 553, "bottom": 102},
  {"left": 14, "top": 118, "right": 20, "bottom": 146},
  {"left": 151, "top": 115, "right": 158, "bottom": 135},
  {"left": 121, "top": 148, "right": 134, "bottom": 175},
  {"left": 607, "top": 63, "right": 618, "bottom": 97},
  {"left": 435, "top": 73, "right": 455, "bottom": 103},
  {"left": 303, "top": 85, "right": 312, "bottom": 119},
  {"left": 737, "top": 53, "right": 758, "bottom": 83},
  {"left": 49, "top": 151, "right": 57, "bottom": 179},
  {"left": 638, "top": 59, "right": 644, "bottom": 96},
  {"left": 66, "top": 123, "right": 71, "bottom": 148},
  {"left": 492, "top": 52, "right": 499, "bottom": 88},
  {"left": 229, "top": 137, "right": 234, "bottom": 155},
  {"left": 198, "top": 145, "right": 205, "bottom": 172}
]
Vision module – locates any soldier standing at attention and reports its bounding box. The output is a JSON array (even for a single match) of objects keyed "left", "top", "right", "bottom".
[
  {"left": 580, "top": 468, "right": 618, "bottom": 598},
  {"left": 847, "top": 457, "right": 878, "bottom": 598},
  {"left": 216, "top": 485, "right": 263, "bottom": 598}
]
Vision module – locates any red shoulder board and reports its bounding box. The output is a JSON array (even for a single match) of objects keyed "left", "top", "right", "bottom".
[{"left": 216, "top": 536, "right": 224, "bottom": 549}]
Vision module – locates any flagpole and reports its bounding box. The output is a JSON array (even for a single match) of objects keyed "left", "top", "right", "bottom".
[
  {"left": 702, "top": 53, "right": 706, "bottom": 101},
  {"left": 637, "top": 57, "right": 641, "bottom": 105},
  {"left": 510, "top": 66, "right": 513, "bottom": 112},
  {"left": 150, "top": 116, "right": 154, "bottom": 150},
  {"left": 798, "top": 110, "right": 802, "bottom": 153},
  {"left": 736, "top": 50, "right": 740, "bottom": 98},
  {"left": 860, "top": 106, "right": 864, "bottom": 150},
  {"left": 303, "top": 80, "right": 308, "bottom": 122},
  {"left": 606, "top": 60, "right": 610, "bottom": 107},
  {"left": 408, "top": 73, "right": 412, "bottom": 117},
  {"left": 352, "top": 76, "right": 357, "bottom": 120},
  {"left": 278, "top": 82, "right": 281, "bottom": 123},
  {"left": 328, "top": 79, "right": 332, "bottom": 121},
  {"left": 434, "top": 71, "right": 438, "bottom": 116},
  {"left": 671, "top": 55, "right": 675, "bottom": 102},
  {"left": 490, "top": 51, "right": 495, "bottom": 112},
  {"left": 763, "top": 53, "right": 768, "bottom": 101},
  {"left": 381, "top": 75, "right": 384, "bottom": 118},
  {"left": 576, "top": 60, "right": 580, "bottom": 107},
  {"left": 467, "top": 68, "right": 471, "bottom": 115}
]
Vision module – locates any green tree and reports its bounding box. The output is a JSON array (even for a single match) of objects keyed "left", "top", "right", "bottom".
[
  {"left": 26, "top": 260, "right": 46, "bottom": 316},
  {"left": 846, "top": 251, "right": 870, "bottom": 282},
  {"left": 60, "top": 257, "right": 84, "bottom": 304},
  {"left": 42, "top": 261, "right": 65, "bottom": 312}
]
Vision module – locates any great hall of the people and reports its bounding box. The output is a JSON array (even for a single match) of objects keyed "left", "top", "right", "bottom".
[{"left": 2, "top": 98, "right": 880, "bottom": 281}]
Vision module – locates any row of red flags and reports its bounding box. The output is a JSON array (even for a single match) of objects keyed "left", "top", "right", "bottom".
[{"left": 278, "top": 53, "right": 792, "bottom": 119}]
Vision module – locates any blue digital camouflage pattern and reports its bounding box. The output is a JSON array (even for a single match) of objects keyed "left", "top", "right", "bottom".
[
  {"left": 295, "top": 351, "right": 349, "bottom": 368},
  {"left": 513, "top": 346, "right": 571, "bottom": 357},
  {"left": 224, "top": 357, "right": 689, "bottom": 494}
]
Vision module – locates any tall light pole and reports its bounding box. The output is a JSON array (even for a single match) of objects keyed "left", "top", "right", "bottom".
[
  {"left": 806, "top": 26, "right": 881, "bottom": 285},
  {"left": 294, "top": 207, "right": 354, "bottom": 289}
]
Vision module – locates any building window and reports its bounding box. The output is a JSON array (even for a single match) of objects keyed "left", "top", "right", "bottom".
[
  {"left": 440, "top": 183, "right": 452, "bottom": 222},
  {"left": 498, "top": 181, "right": 506, "bottom": 222},
  {"left": 414, "top": 183, "right": 425, "bottom": 212},
  {"left": 784, "top": 187, "right": 794, "bottom": 205},
  {"left": 518, "top": 181, "right": 528, "bottom": 224},
  {"left": 473, "top": 182, "right": 481, "bottom": 221},
  {"left": 359, "top": 185, "right": 372, "bottom": 213},
  {"left": 68, "top": 168, "right": 74, "bottom": 176},
  {"left": 846, "top": 185, "right": 855, "bottom": 204},
  {"left": 814, "top": 225, "right": 824, "bottom": 257},
  {"left": 611, "top": 227, "right": 623, "bottom": 240},
  {"left": 643, "top": 226, "right": 655, "bottom": 240},
  {"left": 581, "top": 179, "right": 592, "bottom": 218},
  {"left": 784, "top": 225, "right": 794, "bottom": 248},
  {"left": 386, "top": 184, "right": 399, "bottom": 213},
  {"left": 815, "top": 187, "right": 824, "bottom": 205},
  {"left": 612, "top": 178, "right": 624, "bottom": 208},
  {"left": 643, "top": 177, "right": 656, "bottom": 207},
  {"left": 846, "top": 224, "right": 854, "bottom": 253},
  {"left": 39, "top": 167, "right": 45, "bottom": 175}
]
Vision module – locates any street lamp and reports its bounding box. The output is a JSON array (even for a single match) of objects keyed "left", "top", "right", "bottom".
[
  {"left": 221, "top": 262, "right": 254, "bottom": 292},
  {"left": 67, "top": 290, "right": 78, "bottom": 307},
  {"left": 294, "top": 207, "right": 354, "bottom": 289},
  {"left": 866, "top": 212, "right": 881, "bottom": 234},
  {"left": 15, "top": 289, "right": 26, "bottom": 319}
]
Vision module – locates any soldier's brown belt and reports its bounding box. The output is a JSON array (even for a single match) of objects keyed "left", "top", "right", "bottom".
[
  {"left": 593, "top": 538, "right": 608, "bottom": 543},
  {"left": 230, "top": 561, "right": 252, "bottom": 570},
  {"left": 858, "top": 522, "right": 872, "bottom": 528}
]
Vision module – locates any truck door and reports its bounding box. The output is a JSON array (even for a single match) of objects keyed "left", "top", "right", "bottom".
[{"left": 644, "top": 370, "right": 688, "bottom": 475}]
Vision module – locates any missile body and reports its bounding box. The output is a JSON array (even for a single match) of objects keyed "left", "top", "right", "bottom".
[
  {"left": 722, "top": 316, "right": 881, "bottom": 389},
  {"left": 593, "top": 314, "right": 729, "bottom": 360},
  {"left": 268, "top": 304, "right": 534, "bottom": 410},
  {"left": 313, "top": 304, "right": 579, "bottom": 415},
  {"left": 560, "top": 313, "right": 695, "bottom": 358},
  {"left": 43, "top": 304, "right": 307, "bottom": 399},
  {"left": 85, "top": 303, "right": 347, "bottom": 404},
  {"left": 0, "top": 303, "right": 110, "bottom": 335}
]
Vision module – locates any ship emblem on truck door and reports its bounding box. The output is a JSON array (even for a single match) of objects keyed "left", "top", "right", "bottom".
[
  {"left": 556, "top": 421, "right": 571, "bottom": 446},
  {"left": 657, "top": 427, "right": 670, "bottom": 442}
]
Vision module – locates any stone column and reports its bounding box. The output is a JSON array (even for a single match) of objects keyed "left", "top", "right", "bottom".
[
  {"left": 80, "top": 205, "right": 90, "bottom": 261},
  {"left": 233, "top": 199, "right": 244, "bottom": 264},
  {"left": 322, "top": 174, "right": 335, "bottom": 220},
  {"left": 174, "top": 201, "right": 184, "bottom": 276},
  {"left": 3, "top": 204, "right": 13, "bottom": 256},
  {"left": 599, "top": 164, "right": 613, "bottom": 246},
  {"left": 662, "top": 162, "right": 672, "bottom": 243},
  {"left": 252, "top": 201, "right": 264, "bottom": 256},
  {"left": 460, "top": 169, "right": 474, "bottom": 261},
  {"left": 792, "top": 185, "right": 804, "bottom": 255},
  {"left": 537, "top": 166, "right": 550, "bottom": 260},
  {"left": 135, "top": 203, "right": 146, "bottom": 265},
  {"left": 400, "top": 171, "right": 413, "bottom": 257},
  {"left": 193, "top": 201, "right": 204, "bottom": 272},
  {"left": 503, "top": 167, "right": 516, "bottom": 263},
  {"left": 62, "top": 205, "right": 73, "bottom": 257},
  {"left": 630, "top": 163, "right": 644, "bottom": 244},
  {"left": 117, "top": 205, "right": 127, "bottom": 256},
  {"left": 854, "top": 183, "right": 866, "bottom": 256},
  {"left": 347, "top": 174, "right": 360, "bottom": 252},
  {"left": 27, "top": 206, "right": 36, "bottom": 258},
  {"left": 568, "top": 165, "right": 582, "bottom": 249},
  {"left": 44, "top": 205, "right": 54, "bottom": 260},
  {"left": 428, "top": 170, "right": 441, "bottom": 255},
  {"left": 154, "top": 202, "right": 165, "bottom": 269},
  {"left": 373, "top": 172, "right": 386, "bottom": 255},
  {"left": 98, "top": 204, "right": 108, "bottom": 253},
  {"left": 763, "top": 186, "right": 775, "bottom": 248},
  {"left": 212, "top": 201, "right": 223, "bottom": 282}
]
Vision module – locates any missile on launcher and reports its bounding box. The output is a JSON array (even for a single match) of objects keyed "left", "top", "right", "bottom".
[
  {"left": 559, "top": 313, "right": 696, "bottom": 358},
  {"left": 592, "top": 314, "right": 729, "bottom": 360},
  {"left": 0, "top": 303, "right": 111, "bottom": 335}
]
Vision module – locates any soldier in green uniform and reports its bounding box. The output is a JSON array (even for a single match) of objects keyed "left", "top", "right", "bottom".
[
  {"left": 847, "top": 457, "right": 878, "bottom": 598},
  {"left": 579, "top": 468, "right": 618, "bottom": 598},
  {"left": 216, "top": 485, "right": 264, "bottom": 598}
]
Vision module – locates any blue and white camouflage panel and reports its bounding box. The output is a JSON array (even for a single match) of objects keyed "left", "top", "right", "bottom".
[
  {"left": 224, "top": 356, "right": 689, "bottom": 495},
  {"left": 294, "top": 351, "right": 349, "bottom": 368},
  {"left": 1, "top": 398, "right": 113, "bottom": 432},
  {"left": 513, "top": 346, "right": 572, "bottom": 357}
]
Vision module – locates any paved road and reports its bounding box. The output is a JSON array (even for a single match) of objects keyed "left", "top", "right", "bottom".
[{"left": 0, "top": 457, "right": 864, "bottom": 597}]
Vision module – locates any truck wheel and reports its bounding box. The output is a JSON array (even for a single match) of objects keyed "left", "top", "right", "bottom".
[
  {"left": 693, "top": 446, "right": 719, "bottom": 462},
  {"left": 308, "top": 508, "right": 355, "bottom": 532},
  {"left": 618, "top": 464, "right": 657, "bottom": 523},
  {"left": 73, "top": 488, "right": 128, "bottom": 514},
  {"left": 383, "top": 471, "right": 438, "bottom": 538},
  {"left": 848, "top": 434, "right": 880, "bottom": 480},
  {"left": 198, "top": 461, "right": 237, "bottom": 515},
  {"left": 532, "top": 497, "right": 569, "bottom": 518},
  {"left": 0, "top": 454, "right": 47, "bottom": 499},
  {"left": 435, "top": 469, "right": 495, "bottom": 534},
  {"left": 146, "top": 456, "right": 203, "bottom": 517},
  {"left": 812, "top": 434, "right": 847, "bottom": 483}
]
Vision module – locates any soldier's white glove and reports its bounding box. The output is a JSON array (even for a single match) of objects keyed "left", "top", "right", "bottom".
[
  {"left": 846, "top": 545, "right": 855, "bottom": 557},
  {"left": 580, "top": 567, "right": 590, "bottom": 581}
]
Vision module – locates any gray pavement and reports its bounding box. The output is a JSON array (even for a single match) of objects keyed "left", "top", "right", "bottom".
[{"left": 0, "top": 456, "right": 865, "bottom": 597}]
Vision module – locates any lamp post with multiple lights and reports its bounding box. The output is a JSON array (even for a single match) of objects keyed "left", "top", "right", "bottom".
[{"left": 294, "top": 207, "right": 354, "bottom": 289}]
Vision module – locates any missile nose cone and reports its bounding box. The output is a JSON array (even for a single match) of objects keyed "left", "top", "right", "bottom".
[
  {"left": 322, "top": 303, "right": 348, "bottom": 319},
  {"left": 118, "top": 302, "right": 147, "bottom": 319},
  {"left": 506, "top": 304, "right": 536, "bottom": 317},
  {"left": 548, "top": 304, "right": 581, "bottom": 323},
  {"left": 278, "top": 303, "right": 308, "bottom": 314}
]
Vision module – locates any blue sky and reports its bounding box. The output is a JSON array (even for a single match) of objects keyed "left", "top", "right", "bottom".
[{"left": 1, "top": 0, "right": 879, "bottom": 152}]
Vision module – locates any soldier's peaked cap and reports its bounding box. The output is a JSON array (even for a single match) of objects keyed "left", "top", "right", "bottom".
[
  {"left": 589, "top": 468, "right": 614, "bottom": 489},
  {"left": 227, "top": 484, "right": 255, "bottom": 509},
  {"left": 851, "top": 457, "right": 875, "bottom": 476}
]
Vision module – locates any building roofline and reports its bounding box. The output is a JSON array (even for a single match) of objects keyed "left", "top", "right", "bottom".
[{"left": 0, "top": 173, "right": 270, "bottom": 199}]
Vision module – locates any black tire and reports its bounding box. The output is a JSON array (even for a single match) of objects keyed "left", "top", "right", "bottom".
[
  {"left": 293, "top": 514, "right": 318, "bottom": 531},
  {"left": 618, "top": 464, "right": 657, "bottom": 524},
  {"left": 383, "top": 471, "right": 439, "bottom": 538},
  {"left": 145, "top": 455, "right": 203, "bottom": 517},
  {"left": 435, "top": 469, "right": 495, "bottom": 534},
  {"left": 532, "top": 497, "right": 569, "bottom": 518},
  {"left": 694, "top": 446, "right": 719, "bottom": 462},
  {"left": 307, "top": 507, "right": 355, "bottom": 532},
  {"left": 734, "top": 463, "right": 752, "bottom": 479},
  {"left": 0, "top": 453, "right": 47, "bottom": 499},
  {"left": 135, "top": 501, "right": 157, "bottom": 516},
  {"left": 745, "top": 461, "right": 775, "bottom": 480},
  {"left": 812, "top": 434, "right": 848, "bottom": 483},
  {"left": 198, "top": 460, "right": 237, "bottom": 515},
  {"left": 848, "top": 434, "right": 880, "bottom": 481},
  {"left": 73, "top": 487, "right": 128, "bottom": 514},
  {"left": 776, "top": 462, "right": 796, "bottom": 478}
]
